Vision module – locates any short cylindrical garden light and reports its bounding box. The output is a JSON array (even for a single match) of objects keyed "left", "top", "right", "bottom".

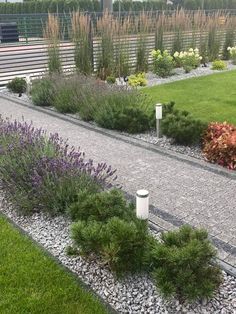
[
  {"left": 136, "top": 189, "right": 149, "bottom": 220},
  {"left": 155, "top": 104, "right": 163, "bottom": 138}
]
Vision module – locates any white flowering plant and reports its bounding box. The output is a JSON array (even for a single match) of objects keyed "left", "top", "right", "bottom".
[
  {"left": 227, "top": 46, "right": 236, "bottom": 65},
  {"left": 151, "top": 49, "right": 174, "bottom": 77},
  {"left": 173, "top": 48, "right": 202, "bottom": 73}
]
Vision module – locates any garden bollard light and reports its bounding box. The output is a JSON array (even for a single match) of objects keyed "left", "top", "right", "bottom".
[
  {"left": 136, "top": 190, "right": 149, "bottom": 220},
  {"left": 155, "top": 104, "right": 163, "bottom": 138}
]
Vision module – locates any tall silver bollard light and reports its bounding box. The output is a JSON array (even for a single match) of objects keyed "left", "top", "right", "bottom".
[
  {"left": 136, "top": 190, "right": 149, "bottom": 220},
  {"left": 155, "top": 104, "right": 163, "bottom": 138}
]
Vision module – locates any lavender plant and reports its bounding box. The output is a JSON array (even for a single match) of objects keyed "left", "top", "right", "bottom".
[{"left": 0, "top": 117, "right": 117, "bottom": 214}]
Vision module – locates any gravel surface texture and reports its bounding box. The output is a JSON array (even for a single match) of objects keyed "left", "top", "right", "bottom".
[{"left": 0, "top": 191, "right": 235, "bottom": 314}]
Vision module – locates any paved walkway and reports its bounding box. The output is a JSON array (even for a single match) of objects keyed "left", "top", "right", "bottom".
[{"left": 0, "top": 97, "right": 236, "bottom": 267}]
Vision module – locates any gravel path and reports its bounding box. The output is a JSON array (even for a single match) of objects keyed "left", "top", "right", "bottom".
[{"left": 0, "top": 192, "right": 235, "bottom": 314}]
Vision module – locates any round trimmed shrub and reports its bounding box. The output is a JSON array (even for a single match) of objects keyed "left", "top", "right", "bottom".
[{"left": 7, "top": 77, "right": 27, "bottom": 94}]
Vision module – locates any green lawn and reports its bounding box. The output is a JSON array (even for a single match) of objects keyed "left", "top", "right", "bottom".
[
  {"left": 145, "top": 70, "right": 236, "bottom": 125},
  {"left": 0, "top": 216, "right": 109, "bottom": 314}
]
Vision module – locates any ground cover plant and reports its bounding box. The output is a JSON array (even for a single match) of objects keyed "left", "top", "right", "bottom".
[
  {"left": 144, "top": 70, "right": 236, "bottom": 125},
  {"left": 0, "top": 216, "right": 108, "bottom": 314}
]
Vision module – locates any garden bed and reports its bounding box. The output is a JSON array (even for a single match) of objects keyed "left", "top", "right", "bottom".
[
  {"left": 146, "top": 61, "right": 236, "bottom": 87},
  {"left": 1, "top": 191, "right": 235, "bottom": 314}
]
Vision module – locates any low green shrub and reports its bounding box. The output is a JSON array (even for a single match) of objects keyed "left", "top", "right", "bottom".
[
  {"left": 151, "top": 225, "right": 222, "bottom": 301},
  {"left": 106, "top": 76, "right": 116, "bottom": 84},
  {"left": 128, "top": 73, "right": 147, "bottom": 87},
  {"left": 71, "top": 217, "right": 152, "bottom": 274},
  {"left": 161, "top": 111, "right": 207, "bottom": 145},
  {"left": 31, "top": 78, "right": 55, "bottom": 107},
  {"left": 94, "top": 91, "right": 152, "bottom": 134},
  {"left": 151, "top": 49, "right": 174, "bottom": 78},
  {"left": 7, "top": 77, "right": 27, "bottom": 94},
  {"left": 68, "top": 189, "right": 135, "bottom": 222},
  {"left": 211, "top": 60, "right": 227, "bottom": 71}
]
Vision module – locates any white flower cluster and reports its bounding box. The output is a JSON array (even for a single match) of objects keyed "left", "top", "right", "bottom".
[
  {"left": 227, "top": 46, "right": 236, "bottom": 56},
  {"left": 173, "top": 48, "right": 202, "bottom": 60}
]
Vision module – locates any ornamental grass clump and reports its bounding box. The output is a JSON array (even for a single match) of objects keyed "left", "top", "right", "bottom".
[
  {"left": 0, "top": 118, "right": 117, "bottom": 214},
  {"left": 203, "top": 122, "right": 236, "bottom": 170},
  {"left": 174, "top": 48, "right": 202, "bottom": 73},
  {"left": 151, "top": 50, "right": 174, "bottom": 77},
  {"left": 43, "top": 14, "right": 62, "bottom": 74},
  {"left": 71, "top": 11, "right": 93, "bottom": 75}
]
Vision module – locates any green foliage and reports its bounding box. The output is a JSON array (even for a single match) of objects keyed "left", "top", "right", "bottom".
[
  {"left": 106, "top": 76, "right": 116, "bottom": 84},
  {"left": 72, "top": 12, "right": 93, "bottom": 75},
  {"left": 31, "top": 77, "right": 55, "bottom": 107},
  {"left": 136, "top": 38, "right": 149, "bottom": 73},
  {"left": 151, "top": 49, "right": 174, "bottom": 78},
  {"left": 174, "top": 48, "right": 202, "bottom": 73},
  {"left": 48, "top": 47, "right": 61, "bottom": 74},
  {"left": 151, "top": 225, "right": 222, "bottom": 301},
  {"left": 72, "top": 217, "right": 152, "bottom": 274},
  {"left": 68, "top": 189, "right": 135, "bottom": 222},
  {"left": 94, "top": 91, "right": 152, "bottom": 134},
  {"left": 171, "top": 29, "right": 183, "bottom": 55},
  {"left": 128, "top": 73, "right": 147, "bottom": 87},
  {"left": 208, "top": 26, "right": 220, "bottom": 61},
  {"left": 7, "top": 77, "right": 27, "bottom": 94},
  {"left": 161, "top": 110, "right": 207, "bottom": 145},
  {"left": 211, "top": 60, "right": 227, "bottom": 70},
  {"left": 53, "top": 85, "right": 79, "bottom": 113}
]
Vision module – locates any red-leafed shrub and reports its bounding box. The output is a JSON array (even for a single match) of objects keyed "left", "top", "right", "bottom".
[{"left": 203, "top": 122, "right": 236, "bottom": 170}]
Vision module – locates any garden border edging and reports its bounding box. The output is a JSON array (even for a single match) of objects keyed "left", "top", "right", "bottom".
[{"left": 0, "top": 210, "right": 118, "bottom": 314}]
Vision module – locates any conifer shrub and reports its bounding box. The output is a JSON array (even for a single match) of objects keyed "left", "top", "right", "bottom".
[{"left": 151, "top": 225, "right": 222, "bottom": 301}]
